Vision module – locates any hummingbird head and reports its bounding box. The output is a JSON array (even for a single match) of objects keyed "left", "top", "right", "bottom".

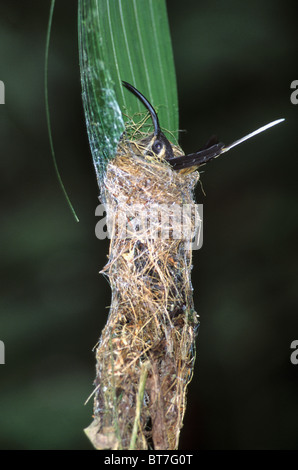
[{"left": 122, "top": 81, "right": 174, "bottom": 160}]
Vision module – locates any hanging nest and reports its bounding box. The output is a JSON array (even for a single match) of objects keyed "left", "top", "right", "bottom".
[{"left": 85, "top": 124, "right": 201, "bottom": 450}]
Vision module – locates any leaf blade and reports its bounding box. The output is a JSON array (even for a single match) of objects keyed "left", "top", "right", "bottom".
[{"left": 78, "top": 0, "right": 178, "bottom": 182}]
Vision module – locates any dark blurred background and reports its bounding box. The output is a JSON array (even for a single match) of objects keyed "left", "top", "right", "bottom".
[{"left": 0, "top": 0, "right": 297, "bottom": 450}]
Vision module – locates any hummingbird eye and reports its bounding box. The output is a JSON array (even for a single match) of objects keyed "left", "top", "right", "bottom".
[{"left": 152, "top": 140, "right": 163, "bottom": 153}]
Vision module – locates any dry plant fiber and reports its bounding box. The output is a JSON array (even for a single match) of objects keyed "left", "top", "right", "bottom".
[{"left": 84, "top": 124, "right": 201, "bottom": 450}]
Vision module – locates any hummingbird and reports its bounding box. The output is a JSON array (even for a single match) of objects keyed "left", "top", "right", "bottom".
[{"left": 122, "top": 81, "right": 284, "bottom": 175}]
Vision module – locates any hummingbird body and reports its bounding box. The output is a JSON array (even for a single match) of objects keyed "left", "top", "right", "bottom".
[{"left": 122, "top": 81, "right": 284, "bottom": 176}]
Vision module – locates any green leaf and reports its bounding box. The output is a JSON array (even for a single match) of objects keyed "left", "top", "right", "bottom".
[
  {"left": 78, "top": 0, "right": 178, "bottom": 182},
  {"left": 45, "top": 0, "right": 79, "bottom": 221}
]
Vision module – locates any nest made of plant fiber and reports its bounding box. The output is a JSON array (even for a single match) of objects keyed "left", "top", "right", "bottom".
[{"left": 86, "top": 123, "right": 201, "bottom": 450}]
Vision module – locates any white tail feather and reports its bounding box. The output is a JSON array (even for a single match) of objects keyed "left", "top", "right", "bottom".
[{"left": 222, "top": 118, "right": 285, "bottom": 153}]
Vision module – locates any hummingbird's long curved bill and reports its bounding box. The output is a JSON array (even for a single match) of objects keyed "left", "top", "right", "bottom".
[{"left": 167, "top": 118, "right": 285, "bottom": 171}]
